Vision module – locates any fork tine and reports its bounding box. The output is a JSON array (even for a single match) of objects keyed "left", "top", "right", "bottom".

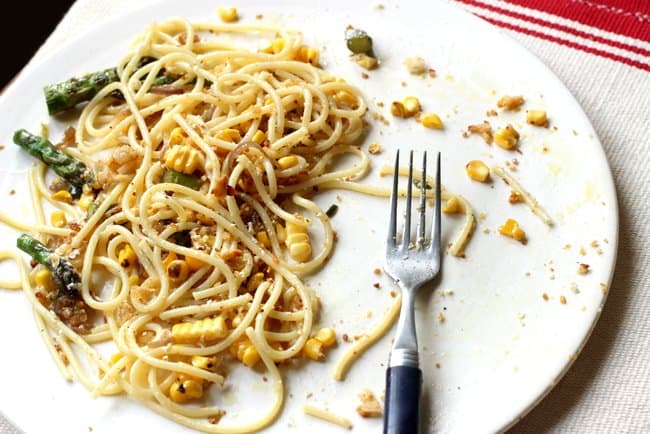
[
  {"left": 429, "top": 152, "right": 441, "bottom": 259},
  {"left": 416, "top": 151, "right": 427, "bottom": 247},
  {"left": 401, "top": 150, "right": 414, "bottom": 250},
  {"left": 387, "top": 150, "right": 400, "bottom": 247}
]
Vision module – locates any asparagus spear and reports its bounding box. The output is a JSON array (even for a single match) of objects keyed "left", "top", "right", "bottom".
[
  {"left": 13, "top": 129, "right": 94, "bottom": 188},
  {"left": 44, "top": 56, "right": 176, "bottom": 115},
  {"left": 162, "top": 169, "right": 201, "bottom": 190},
  {"left": 17, "top": 234, "right": 81, "bottom": 296}
]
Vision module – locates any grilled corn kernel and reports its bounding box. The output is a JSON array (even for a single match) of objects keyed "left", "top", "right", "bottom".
[
  {"left": 185, "top": 255, "right": 204, "bottom": 272},
  {"left": 277, "top": 155, "right": 299, "bottom": 169},
  {"left": 52, "top": 190, "right": 73, "bottom": 203},
  {"left": 34, "top": 269, "right": 55, "bottom": 292},
  {"left": 218, "top": 6, "right": 239, "bottom": 22},
  {"left": 172, "top": 316, "right": 228, "bottom": 343},
  {"left": 77, "top": 193, "right": 94, "bottom": 210},
  {"left": 314, "top": 328, "right": 336, "bottom": 347},
  {"left": 118, "top": 244, "right": 137, "bottom": 268},
  {"left": 261, "top": 38, "right": 285, "bottom": 54},
  {"left": 169, "top": 378, "right": 203, "bottom": 403},
  {"left": 304, "top": 338, "right": 324, "bottom": 360},
  {"left": 164, "top": 144, "right": 202, "bottom": 174},
  {"left": 465, "top": 160, "right": 490, "bottom": 182},
  {"left": 390, "top": 101, "right": 406, "bottom": 117},
  {"left": 251, "top": 130, "right": 266, "bottom": 145},
  {"left": 493, "top": 124, "right": 520, "bottom": 150},
  {"left": 498, "top": 218, "right": 527, "bottom": 244},
  {"left": 246, "top": 272, "right": 265, "bottom": 292},
  {"left": 402, "top": 97, "right": 421, "bottom": 116},
  {"left": 443, "top": 196, "right": 463, "bottom": 214},
  {"left": 128, "top": 275, "right": 140, "bottom": 286},
  {"left": 167, "top": 259, "right": 190, "bottom": 283},
  {"left": 526, "top": 110, "right": 548, "bottom": 127},
  {"left": 296, "top": 45, "right": 319, "bottom": 65},
  {"left": 191, "top": 355, "right": 219, "bottom": 371},
  {"left": 217, "top": 128, "right": 242, "bottom": 143},
  {"left": 50, "top": 211, "right": 67, "bottom": 228},
  {"left": 256, "top": 231, "right": 271, "bottom": 248},
  {"left": 497, "top": 95, "right": 524, "bottom": 111},
  {"left": 241, "top": 345, "right": 260, "bottom": 367},
  {"left": 420, "top": 113, "right": 444, "bottom": 130}
]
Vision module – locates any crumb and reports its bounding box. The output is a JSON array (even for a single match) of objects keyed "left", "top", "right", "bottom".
[
  {"left": 368, "top": 142, "right": 382, "bottom": 154},
  {"left": 524, "top": 272, "right": 531, "bottom": 276},
  {"left": 428, "top": 68, "right": 437, "bottom": 78},
  {"left": 208, "top": 411, "right": 225, "bottom": 424},
  {"left": 373, "top": 282, "right": 381, "bottom": 288},
  {"left": 9, "top": 189, "right": 15, "bottom": 195},
  {"left": 441, "top": 289, "right": 454, "bottom": 296},
  {"left": 570, "top": 282, "right": 580, "bottom": 293},
  {"left": 603, "top": 238, "right": 609, "bottom": 244},
  {"left": 516, "top": 312, "right": 525, "bottom": 320},
  {"left": 88, "top": 428, "right": 93, "bottom": 433},
  {"left": 437, "top": 312, "right": 445, "bottom": 322},
  {"left": 0, "top": 145, "right": 5, "bottom": 150},
  {"left": 361, "top": 72, "right": 369, "bottom": 79},
  {"left": 403, "top": 56, "right": 427, "bottom": 75},
  {"left": 262, "top": 376, "right": 268, "bottom": 382},
  {"left": 479, "top": 212, "right": 487, "bottom": 220},
  {"left": 467, "top": 121, "right": 493, "bottom": 144},
  {"left": 497, "top": 95, "right": 524, "bottom": 111},
  {"left": 377, "top": 101, "right": 384, "bottom": 107},
  {"left": 255, "top": 14, "right": 263, "bottom": 19},
  {"left": 542, "top": 292, "right": 549, "bottom": 301},
  {"left": 590, "top": 240, "right": 599, "bottom": 248},
  {"left": 482, "top": 228, "right": 490, "bottom": 234},
  {"left": 560, "top": 295, "right": 567, "bottom": 305},
  {"left": 305, "top": 392, "right": 313, "bottom": 398},
  {"left": 509, "top": 191, "right": 523, "bottom": 204},
  {"left": 579, "top": 246, "right": 586, "bottom": 255},
  {"left": 596, "top": 248, "right": 603, "bottom": 255},
  {"left": 366, "top": 310, "right": 373, "bottom": 318},
  {"left": 600, "top": 283, "right": 607, "bottom": 294},
  {"left": 342, "top": 334, "right": 350, "bottom": 342},
  {"left": 401, "top": 81, "right": 407, "bottom": 87},
  {"left": 390, "top": 290, "right": 397, "bottom": 298},
  {"left": 373, "top": 268, "right": 382, "bottom": 275},
  {"left": 577, "top": 263, "right": 590, "bottom": 275},
  {"left": 563, "top": 243, "right": 571, "bottom": 250},
  {"left": 356, "top": 389, "right": 383, "bottom": 418},
  {"left": 374, "top": 3, "right": 385, "bottom": 10},
  {"left": 486, "top": 109, "right": 497, "bottom": 117}
]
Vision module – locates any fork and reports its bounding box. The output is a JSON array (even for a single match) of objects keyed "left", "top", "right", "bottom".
[{"left": 383, "top": 150, "right": 441, "bottom": 434}]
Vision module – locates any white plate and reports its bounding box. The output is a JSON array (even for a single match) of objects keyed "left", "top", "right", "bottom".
[{"left": 0, "top": 1, "right": 617, "bottom": 433}]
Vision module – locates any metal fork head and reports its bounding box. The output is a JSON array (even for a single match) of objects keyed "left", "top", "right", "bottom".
[{"left": 385, "top": 150, "right": 441, "bottom": 291}]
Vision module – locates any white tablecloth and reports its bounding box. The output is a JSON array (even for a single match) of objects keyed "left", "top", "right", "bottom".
[{"left": 2, "top": 0, "right": 649, "bottom": 432}]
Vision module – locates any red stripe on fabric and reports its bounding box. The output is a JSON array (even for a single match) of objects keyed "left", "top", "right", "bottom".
[
  {"left": 475, "top": 13, "right": 650, "bottom": 72},
  {"left": 456, "top": 0, "right": 650, "bottom": 57},
  {"left": 501, "top": 0, "right": 650, "bottom": 42}
]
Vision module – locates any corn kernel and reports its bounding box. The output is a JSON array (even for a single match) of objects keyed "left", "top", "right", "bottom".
[
  {"left": 34, "top": 269, "right": 55, "bottom": 292},
  {"left": 164, "top": 144, "right": 202, "bottom": 174},
  {"left": 390, "top": 101, "right": 406, "bottom": 117},
  {"left": 277, "top": 155, "right": 299, "bottom": 170},
  {"left": 296, "top": 45, "right": 319, "bottom": 65},
  {"left": 109, "top": 353, "right": 123, "bottom": 365},
  {"left": 352, "top": 53, "right": 378, "bottom": 70},
  {"left": 169, "top": 378, "right": 203, "bottom": 403},
  {"left": 443, "top": 196, "right": 463, "bottom": 214},
  {"left": 256, "top": 231, "right": 271, "bottom": 248},
  {"left": 526, "top": 110, "right": 548, "bottom": 127},
  {"left": 276, "top": 223, "right": 286, "bottom": 243},
  {"left": 304, "top": 338, "right": 324, "bottom": 360},
  {"left": 285, "top": 221, "right": 311, "bottom": 262},
  {"left": 497, "top": 95, "right": 524, "bottom": 111},
  {"left": 185, "top": 255, "right": 204, "bottom": 271},
  {"left": 118, "top": 244, "right": 137, "bottom": 268},
  {"left": 286, "top": 232, "right": 309, "bottom": 244},
  {"left": 167, "top": 259, "right": 190, "bottom": 283},
  {"left": 241, "top": 345, "right": 260, "bottom": 367},
  {"left": 50, "top": 211, "right": 67, "bottom": 228},
  {"left": 493, "top": 124, "right": 520, "bottom": 150},
  {"left": 77, "top": 193, "right": 94, "bottom": 211},
  {"left": 218, "top": 6, "right": 238, "bottom": 23},
  {"left": 402, "top": 97, "right": 421, "bottom": 116},
  {"left": 465, "top": 160, "right": 490, "bottom": 182},
  {"left": 172, "top": 316, "right": 228, "bottom": 343},
  {"left": 169, "top": 127, "right": 187, "bottom": 145},
  {"left": 420, "top": 113, "right": 444, "bottom": 130},
  {"left": 52, "top": 190, "right": 73, "bottom": 203},
  {"left": 191, "top": 355, "right": 219, "bottom": 371},
  {"left": 251, "top": 130, "right": 266, "bottom": 145},
  {"left": 128, "top": 275, "right": 140, "bottom": 286},
  {"left": 314, "top": 328, "right": 336, "bottom": 347},
  {"left": 332, "top": 91, "right": 358, "bottom": 107},
  {"left": 289, "top": 242, "right": 311, "bottom": 262},
  {"left": 261, "top": 38, "right": 285, "bottom": 54},
  {"left": 217, "top": 128, "right": 242, "bottom": 143},
  {"left": 245, "top": 272, "right": 265, "bottom": 292},
  {"left": 498, "top": 218, "right": 527, "bottom": 244}
]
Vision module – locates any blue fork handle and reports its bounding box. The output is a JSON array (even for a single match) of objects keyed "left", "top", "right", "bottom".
[{"left": 383, "top": 365, "right": 422, "bottom": 434}]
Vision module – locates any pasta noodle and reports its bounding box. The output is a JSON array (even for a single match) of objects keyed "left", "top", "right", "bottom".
[
  {"left": 0, "top": 16, "right": 476, "bottom": 433},
  {"left": 302, "top": 404, "right": 353, "bottom": 429}
]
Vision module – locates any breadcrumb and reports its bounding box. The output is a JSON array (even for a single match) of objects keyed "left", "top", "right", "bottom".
[{"left": 356, "top": 390, "right": 382, "bottom": 418}]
